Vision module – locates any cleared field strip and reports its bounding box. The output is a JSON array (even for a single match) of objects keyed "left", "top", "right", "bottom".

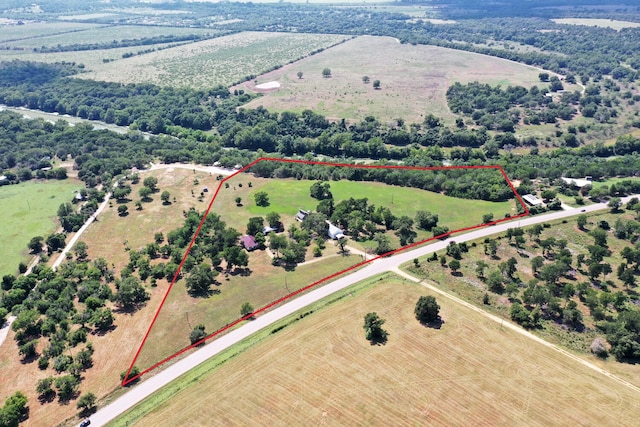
[
  {"left": 236, "top": 35, "right": 562, "bottom": 124},
  {"left": 77, "top": 32, "right": 350, "bottom": 89},
  {"left": 551, "top": 18, "right": 640, "bottom": 30},
  {"left": 113, "top": 276, "right": 640, "bottom": 426},
  {"left": 0, "top": 42, "right": 190, "bottom": 70},
  {"left": 1, "top": 25, "right": 220, "bottom": 49},
  {"left": 0, "top": 22, "right": 104, "bottom": 43}
]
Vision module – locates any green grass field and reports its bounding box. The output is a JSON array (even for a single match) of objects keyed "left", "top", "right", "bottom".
[
  {"left": 244, "top": 177, "right": 516, "bottom": 232},
  {"left": 0, "top": 179, "right": 83, "bottom": 275},
  {"left": 551, "top": 18, "right": 640, "bottom": 31},
  {"left": 591, "top": 176, "right": 640, "bottom": 189}
]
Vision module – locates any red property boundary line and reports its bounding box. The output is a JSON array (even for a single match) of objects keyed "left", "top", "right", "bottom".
[{"left": 122, "top": 158, "right": 530, "bottom": 386}]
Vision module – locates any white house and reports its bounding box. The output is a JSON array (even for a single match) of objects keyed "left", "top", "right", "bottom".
[
  {"left": 561, "top": 176, "right": 593, "bottom": 188},
  {"left": 327, "top": 222, "right": 345, "bottom": 240}
]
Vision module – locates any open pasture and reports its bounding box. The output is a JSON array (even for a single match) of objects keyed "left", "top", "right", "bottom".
[
  {"left": 81, "top": 167, "right": 220, "bottom": 271},
  {"left": 112, "top": 275, "right": 640, "bottom": 426},
  {"left": 551, "top": 18, "right": 640, "bottom": 30},
  {"left": 235, "top": 35, "right": 553, "bottom": 125},
  {"left": 0, "top": 22, "right": 104, "bottom": 43},
  {"left": 0, "top": 179, "right": 82, "bottom": 276},
  {"left": 0, "top": 25, "right": 219, "bottom": 50},
  {"left": 239, "top": 176, "right": 515, "bottom": 233},
  {"left": 77, "top": 32, "right": 349, "bottom": 89},
  {"left": 133, "top": 248, "right": 360, "bottom": 372},
  {"left": 0, "top": 41, "right": 186, "bottom": 71}
]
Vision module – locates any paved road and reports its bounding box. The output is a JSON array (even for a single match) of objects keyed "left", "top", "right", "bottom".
[{"left": 88, "top": 195, "right": 638, "bottom": 426}]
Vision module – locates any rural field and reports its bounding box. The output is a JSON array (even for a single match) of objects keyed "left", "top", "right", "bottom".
[
  {"left": 237, "top": 175, "right": 516, "bottom": 242},
  {"left": 235, "top": 35, "right": 577, "bottom": 125},
  {"left": 0, "top": 41, "right": 190, "bottom": 71},
  {"left": 0, "top": 179, "right": 82, "bottom": 276},
  {"left": 551, "top": 18, "right": 640, "bottom": 30},
  {"left": 81, "top": 167, "right": 221, "bottom": 272},
  {"left": 0, "top": 25, "right": 219, "bottom": 50},
  {"left": 0, "top": 22, "right": 104, "bottom": 43},
  {"left": 0, "top": 167, "right": 224, "bottom": 427},
  {"left": 77, "top": 32, "right": 350, "bottom": 89},
  {"left": 110, "top": 275, "right": 640, "bottom": 426},
  {"left": 401, "top": 210, "right": 640, "bottom": 385},
  {"left": 90, "top": 165, "right": 515, "bottom": 378}
]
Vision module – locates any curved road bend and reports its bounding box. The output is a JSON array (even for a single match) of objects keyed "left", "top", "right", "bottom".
[{"left": 89, "top": 196, "right": 639, "bottom": 426}]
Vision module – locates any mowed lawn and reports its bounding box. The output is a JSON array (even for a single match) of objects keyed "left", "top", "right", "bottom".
[
  {"left": 241, "top": 176, "right": 515, "bottom": 232},
  {"left": 235, "top": 35, "right": 579, "bottom": 124},
  {"left": 0, "top": 179, "right": 82, "bottom": 275},
  {"left": 112, "top": 275, "right": 640, "bottom": 426}
]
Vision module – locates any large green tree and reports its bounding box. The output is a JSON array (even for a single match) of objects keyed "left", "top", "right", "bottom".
[
  {"left": 114, "top": 276, "right": 149, "bottom": 310},
  {"left": 185, "top": 263, "right": 215, "bottom": 297},
  {"left": 415, "top": 296, "right": 440, "bottom": 324},
  {"left": 363, "top": 312, "right": 387, "bottom": 344}
]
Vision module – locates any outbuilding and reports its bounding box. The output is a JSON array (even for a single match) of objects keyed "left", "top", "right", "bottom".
[
  {"left": 327, "top": 222, "right": 345, "bottom": 240},
  {"left": 522, "top": 194, "right": 543, "bottom": 206}
]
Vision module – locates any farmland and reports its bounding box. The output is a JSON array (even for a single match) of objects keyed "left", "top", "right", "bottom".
[
  {"left": 0, "top": 22, "right": 104, "bottom": 43},
  {"left": 551, "top": 18, "right": 640, "bottom": 31},
  {"left": 77, "top": 32, "right": 350, "bottom": 89},
  {"left": 234, "top": 35, "right": 574, "bottom": 125},
  {"left": 110, "top": 275, "right": 640, "bottom": 426},
  {"left": 0, "top": 179, "right": 82, "bottom": 276},
  {"left": 240, "top": 177, "right": 515, "bottom": 234},
  {"left": 0, "top": 25, "right": 219, "bottom": 50},
  {"left": 402, "top": 209, "right": 640, "bottom": 385},
  {"left": 84, "top": 165, "right": 515, "bottom": 379}
]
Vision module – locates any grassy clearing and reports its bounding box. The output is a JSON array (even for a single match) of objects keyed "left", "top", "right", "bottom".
[
  {"left": 134, "top": 248, "right": 361, "bottom": 371},
  {"left": 239, "top": 176, "right": 515, "bottom": 232},
  {"left": 0, "top": 41, "right": 186, "bottom": 71},
  {"left": 551, "top": 18, "right": 640, "bottom": 30},
  {"left": 0, "top": 22, "right": 104, "bottom": 43},
  {"left": 110, "top": 274, "right": 640, "bottom": 426},
  {"left": 1, "top": 25, "right": 219, "bottom": 50},
  {"left": 0, "top": 179, "right": 83, "bottom": 275},
  {"left": 77, "top": 32, "right": 349, "bottom": 89},
  {"left": 591, "top": 176, "right": 640, "bottom": 189},
  {"left": 81, "top": 167, "right": 219, "bottom": 272},
  {"left": 235, "top": 35, "right": 560, "bottom": 125}
]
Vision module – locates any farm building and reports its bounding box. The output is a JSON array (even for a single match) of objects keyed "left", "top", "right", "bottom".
[
  {"left": 327, "top": 222, "right": 345, "bottom": 240},
  {"left": 522, "top": 194, "right": 543, "bottom": 206},
  {"left": 263, "top": 225, "right": 278, "bottom": 234},
  {"left": 295, "top": 209, "right": 310, "bottom": 222},
  {"left": 240, "top": 235, "right": 258, "bottom": 251},
  {"left": 561, "top": 176, "right": 593, "bottom": 188}
]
